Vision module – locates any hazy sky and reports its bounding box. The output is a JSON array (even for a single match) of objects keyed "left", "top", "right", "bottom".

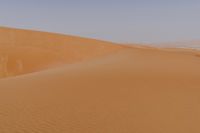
[{"left": 0, "top": 0, "right": 200, "bottom": 43}]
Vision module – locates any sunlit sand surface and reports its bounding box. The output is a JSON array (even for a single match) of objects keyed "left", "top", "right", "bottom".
[
  {"left": 0, "top": 27, "right": 122, "bottom": 78},
  {"left": 0, "top": 27, "right": 200, "bottom": 132}
]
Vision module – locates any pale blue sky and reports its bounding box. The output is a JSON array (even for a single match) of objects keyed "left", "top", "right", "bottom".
[{"left": 0, "top": 0, "right": 200, "bottom": 43}]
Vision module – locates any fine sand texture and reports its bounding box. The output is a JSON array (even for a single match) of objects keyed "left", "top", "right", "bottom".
[{"left": 0, "top": 27, "right": 200, "bottom": 132}]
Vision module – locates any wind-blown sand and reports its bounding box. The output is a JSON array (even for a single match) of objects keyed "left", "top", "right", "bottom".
[{"left": 0, "top": 27, "right": 200, "bottom": 132}]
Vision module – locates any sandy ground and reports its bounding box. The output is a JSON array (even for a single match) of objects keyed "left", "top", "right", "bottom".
[{"left": 0, "top": 27, "right": 200, "bottom": 132}]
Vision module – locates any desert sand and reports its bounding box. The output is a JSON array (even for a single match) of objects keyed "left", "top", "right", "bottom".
[{"left": 0, "top": 27, "right": 200, "bottom": 132}]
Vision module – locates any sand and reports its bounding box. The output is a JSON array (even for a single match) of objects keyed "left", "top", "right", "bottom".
[
  {"left": 0, "top": 27, "right": 200, "bottom": 132},
  {"left": 0, "top": 27, "right": 122, "bottom": 78}
]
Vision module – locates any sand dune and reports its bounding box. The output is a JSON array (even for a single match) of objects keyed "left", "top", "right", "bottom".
[
  {"left": 0, "top": 27, "right": 122, "bottom": 78},
  {"left": 153, "top": 40, "right": 200, "bottom": 49},
  {"left": 0, "top": 27, "right": 200, "bottom": 132}
]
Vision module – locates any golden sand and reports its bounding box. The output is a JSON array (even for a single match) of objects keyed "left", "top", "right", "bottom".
[{"left": 0, "top": 27, "right": 200, "bottom": 132}]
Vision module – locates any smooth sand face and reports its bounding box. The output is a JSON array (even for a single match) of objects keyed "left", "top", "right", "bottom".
[
  {"left": 0, "top": 27, "right": 200, "bottom": 132},
  {"left": 0, "top": 27, "right": 122, "bottom": 78}
]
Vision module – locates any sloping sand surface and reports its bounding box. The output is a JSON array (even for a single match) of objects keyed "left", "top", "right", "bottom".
[
  {"left": 0, "top": 27, "right": 200, "bottom": 132},
  {"left": 0, "top": 27, "right": 122, "bottom": 78}
]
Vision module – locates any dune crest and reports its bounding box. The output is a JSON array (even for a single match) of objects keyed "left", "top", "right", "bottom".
[{"left": 0, "top": 27, "right": 122, "bottom": 78}]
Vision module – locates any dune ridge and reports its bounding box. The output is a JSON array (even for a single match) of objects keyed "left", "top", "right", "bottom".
[
  {"left": 0, "top": 27, "right": 122, "bottom": 78},
  {"left": 0, "top": 27, "right": 200, "bottom": 132}
]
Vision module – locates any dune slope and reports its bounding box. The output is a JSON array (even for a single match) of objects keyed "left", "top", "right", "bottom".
[
  {"left": 0, "top": 27, "right": 200, "bottom": 132},
  {"left": 0, "top": 27, "right": 122, "bottom": 78}
]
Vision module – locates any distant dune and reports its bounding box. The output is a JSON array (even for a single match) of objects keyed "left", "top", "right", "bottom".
[
  {"left": 0, "top": 27, "right": 200, "bottom": 133},
  {"left": 152, "top": 40, "right": 200, "bottom": 49}
]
